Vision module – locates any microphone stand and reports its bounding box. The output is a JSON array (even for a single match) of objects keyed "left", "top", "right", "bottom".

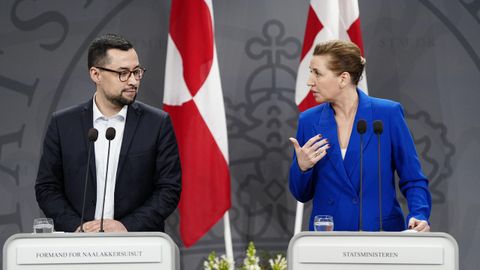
[
  {"left": 359, "top": 132, "right": 364, "bottom": 231},
  {"left": 99, "top": 139, "right": 111, "bottom": 232},
  {"left": 79, "top": 128, "right": 98, "bottom": 232},
  {"left": 373, "top": 120, "right": 384, "bottom": 231},
  {"left": 357, "top": 119, "right": 367, "bottom": 231},
  {"left": 100, "top": 127, "right": 115, "bottom": 232}
]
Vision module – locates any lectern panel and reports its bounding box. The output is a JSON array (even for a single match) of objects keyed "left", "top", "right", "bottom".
[
  {"left": 288, "top": 232, "right": 458, "bottom": 270},
  {"left": 3, "top": 232, "right": 179, "bottom": 270}
]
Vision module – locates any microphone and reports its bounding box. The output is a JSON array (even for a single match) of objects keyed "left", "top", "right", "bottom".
[
  {"left": 356, "top": 119, "right": 367, "bottom": 231},
  {"left": 373, "top": 120, "right": 384, "bottom": 231},
  {"left": 79, "top": 128, "right": 98, "bottom": 232},
  {"left": 100, "top": 127, "right": 116, "bottom": 232}
]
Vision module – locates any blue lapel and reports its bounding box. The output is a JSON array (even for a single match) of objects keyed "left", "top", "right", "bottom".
[
  {"left": 313, "top": 103, "right": 357, "bottom": 195},
  {"left": 343, "top": 89, "right": 374, "bottom": 190}
]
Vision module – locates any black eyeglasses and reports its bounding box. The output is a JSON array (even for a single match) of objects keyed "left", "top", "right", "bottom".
[{"left": 95, "top": 66, "right": 146, "bottom": 82}]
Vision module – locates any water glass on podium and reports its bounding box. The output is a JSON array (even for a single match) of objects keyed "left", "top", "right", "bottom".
[
  {"left": 33, "top": 218, "right": 54, "bottom": 233},
  {"left": 314, "top": 215, "right": 334, "bottom": 231}
]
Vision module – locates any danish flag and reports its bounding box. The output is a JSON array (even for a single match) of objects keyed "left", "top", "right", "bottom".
[
  {"left": 295, "top": 0, "right": 367, "bottom": 112},
  {"left": 163, "top": 0, "right": 231, "bottom": 247}
]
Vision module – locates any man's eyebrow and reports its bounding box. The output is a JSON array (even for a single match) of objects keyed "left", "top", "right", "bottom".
[{"left": 116, "top": 65, "right": 141, "bottom": 70}]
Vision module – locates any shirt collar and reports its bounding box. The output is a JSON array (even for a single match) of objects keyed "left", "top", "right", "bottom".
[{"left": 93, "top": 94, "right": 128, "bottom": 122}]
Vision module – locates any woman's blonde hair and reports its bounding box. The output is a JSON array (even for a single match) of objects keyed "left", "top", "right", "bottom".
[{"left": 313, "top": 40, "right": 365, "bottom": 85}]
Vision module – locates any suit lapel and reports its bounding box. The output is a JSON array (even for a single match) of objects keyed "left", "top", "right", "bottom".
[
  {"left": 343, "top": 90, "right": 374, "bottom": 184},
  {"left": 81, "top": 100, "right": 97, "bottom": 188},
  {"left": 116, "top": 102, "right": 142, "bottom": 180},
  {"left": 313, "top": 104, "right": 357, "bottom": 195}
]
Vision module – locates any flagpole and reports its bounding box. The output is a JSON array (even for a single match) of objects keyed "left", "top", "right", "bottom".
[
  {"left": 294, "top": 201, "right": 304, "bottom": 234},
  {"left": 223, "top": 211, "right": 234, "bottom": 269}
]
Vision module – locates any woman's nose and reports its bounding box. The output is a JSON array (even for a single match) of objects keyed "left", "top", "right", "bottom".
[{"left": 307, "top": 75, "right": 315, "bottom": 87}]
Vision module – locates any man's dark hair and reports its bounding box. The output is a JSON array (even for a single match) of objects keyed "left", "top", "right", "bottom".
[{"left": 87, "top": 33, "right": 133, "bottom": 69}]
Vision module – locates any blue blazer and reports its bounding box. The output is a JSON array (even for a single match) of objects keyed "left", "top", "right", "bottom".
[
  {"left": 289, "top": 90, "right": 431, "bottom": 231},
  {"left": 35, "top": 99, "right": 182, "bottom": 232}
]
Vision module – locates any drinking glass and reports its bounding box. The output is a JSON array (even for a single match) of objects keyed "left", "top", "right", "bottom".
[
  {"left": 33, "top": 218, "right": 54, "bottom": 233},
  {"left": 314, "top": 215, "right": 334, "bottom": 231}
]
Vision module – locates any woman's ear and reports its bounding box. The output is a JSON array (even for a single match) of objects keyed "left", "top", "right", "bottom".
[{"left": 339, "top": 71, "right": 351, "bottom": 88}]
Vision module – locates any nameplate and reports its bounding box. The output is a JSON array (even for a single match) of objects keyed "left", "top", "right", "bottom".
[
  {"left": 16, "top": 244, "right": 162, "bottom": 264},
  {"left": 298, "top": 245, "right": 443, "bottom": 265}
]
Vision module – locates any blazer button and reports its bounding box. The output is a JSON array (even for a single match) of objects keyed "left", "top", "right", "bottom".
[
  {"left": 352, "top": 198, "right": 358, "bottom": 204},
  {"left": 328, "top": 199, "right": 335, "bottom": 205}
]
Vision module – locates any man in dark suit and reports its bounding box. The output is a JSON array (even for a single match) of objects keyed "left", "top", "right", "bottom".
[{"left": 35, "top": 34, "right": 181, "bottom": 232}]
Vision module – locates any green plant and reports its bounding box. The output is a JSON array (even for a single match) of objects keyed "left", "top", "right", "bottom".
[
  {"left": 269, "top": 254, "right": 287, "bottom": 270},
  {"left": 204, "top": 251, "right": 234, "bottom": 270},
  {"left": 241, "top": 242, "right": 261, "bottom": 270},
  {"left": 203, "top": 242, "right": 287, "bottom": 270}
]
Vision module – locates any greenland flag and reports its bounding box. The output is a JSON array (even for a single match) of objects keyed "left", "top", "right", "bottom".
[
  {"left": 295, "top": 0, "right": 367, "bottom": 112},
  {"left": 163, "top": 0, "right": 231, "bottom": 247}
]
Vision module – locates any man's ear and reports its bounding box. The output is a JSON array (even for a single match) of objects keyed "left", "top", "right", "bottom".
[{"left": 89, "top": 67, "right": 100, "bottom": 83}]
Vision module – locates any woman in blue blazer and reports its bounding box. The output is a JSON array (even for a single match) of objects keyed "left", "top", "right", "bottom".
[{"left": 289, "top": 40, "right": 431, "bottom": 232}]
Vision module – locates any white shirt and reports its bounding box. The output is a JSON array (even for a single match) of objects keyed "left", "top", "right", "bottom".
[
  {"left": 92, "top": 98, "right": 127, "bottom": 220},
  {"left": 341, "top": 148, "right": 347, "bottom": 160}
]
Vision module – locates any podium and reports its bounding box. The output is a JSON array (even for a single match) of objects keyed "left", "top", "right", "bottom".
[
  {"left": 3, "top": 232, "right": 180, "bottom": 270},
  {"left": 288, "top": 232, "right": 458, "bottom": 270}
]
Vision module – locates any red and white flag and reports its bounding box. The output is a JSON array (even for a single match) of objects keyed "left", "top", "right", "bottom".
[
  {"left": 163, "top": 0, "right": 231, "bottom": 247},
  {"left": 295, "top": 0, "right": 367, "bottom": 112}
]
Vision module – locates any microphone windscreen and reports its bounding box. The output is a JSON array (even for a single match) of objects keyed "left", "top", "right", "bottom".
[
  {"left": 105, "top": 127, "right": 116, "bottom": 140},
  {"left": 373, "top": 120, "right": 384, "bottom": 135},
  {"left": 87, "top": 128, "right": 99, "bottom": 142},
  {"left": 357, "top": 119, "right": 367, "bottom": 134}
]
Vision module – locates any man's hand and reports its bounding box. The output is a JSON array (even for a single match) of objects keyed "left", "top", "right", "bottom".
[{"left": 76, "top": 219, "right": 128, "bottom": 232}]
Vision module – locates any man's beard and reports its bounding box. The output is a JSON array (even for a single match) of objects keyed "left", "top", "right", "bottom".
[{"left": 107, "top": 89, "right": 137, "bottom": 107}]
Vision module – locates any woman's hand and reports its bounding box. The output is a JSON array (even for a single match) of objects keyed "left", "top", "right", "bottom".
[
  {"left": 289, "top": 134, "right": 330, "bottom": 172},
  {"left": 408, "top": 217, "right": 430, "bottom": 232}
]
